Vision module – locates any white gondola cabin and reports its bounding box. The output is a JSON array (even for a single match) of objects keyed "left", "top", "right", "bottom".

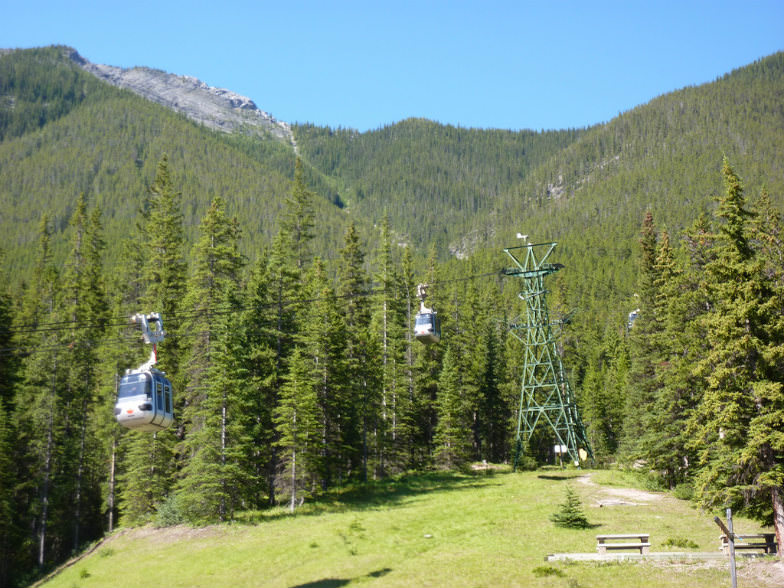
[
  {"left": 414, "top": 283, "right": 441, "bottom": 344},
  {"left": 115, "top": 369, "right": 174, "bottom": 432},
  {"left": 114, "top": 312, "right": 174, "bottom": 432},
  {"left": 414, "top": 310, "right": 441, "bottom": 344}
]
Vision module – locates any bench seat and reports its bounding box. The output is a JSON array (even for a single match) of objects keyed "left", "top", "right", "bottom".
[
  {"left": 720, "top": 533, "right": 777, "bottom": 555},
  {"left": 597, "top": 534, "right": 650, "bottom": 555}
]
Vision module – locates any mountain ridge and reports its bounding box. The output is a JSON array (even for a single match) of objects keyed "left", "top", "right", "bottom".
[{"left": 63, "top": 47, "right": 295, "bottom": 144}]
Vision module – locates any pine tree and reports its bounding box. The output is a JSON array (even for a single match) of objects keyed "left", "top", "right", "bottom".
[
  {"left": 0, "top": 398, "right": 19, "bottom": 587},
  {"left": 177, "top": 197, "right": 245, "bottom": 522},
  {"left": 434, "top": 346, "right": 472, "bottom": 469},
  {"left": 620, "top": 211, "right": 661, "bottom": 460},
  {"left": 282, "top": 158, "right": 316, "bottom": 271},
  {"left": 14, "top": 215, "right": 69, "bottom": 571},
  {"left": 119, "top": 155, "right": 187, "bottom": 525},
  {"left": 338, "top": 223, "right": 375, "bottom": 480},
  {"left": 142, "top": 154, "right": 187, "bottom": 380},
  {"left": 176, "top": 287, "right": 255, "bottom": 522},
  {"left": 241, "top": 252, "right": 283, "bottom": 508},
  {"left": 274, "top": 346, "right": 319, "bottom": 511},
  {"left": 550, "top": 484, "right": 590, "bottom": 529},
  {"left": 296, "top": 259, "right": 349, "bottom": 490},
  {"left": 690, "top": 159, "right": 784, "bottom": 556},
  {"left": 370, "top": 216, "right": 411, "bottom": 473}
]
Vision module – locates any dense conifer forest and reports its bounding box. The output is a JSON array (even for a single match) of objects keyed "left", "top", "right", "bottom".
[{"left": 0, "top": 46, "right": 783, "bottom": 586}]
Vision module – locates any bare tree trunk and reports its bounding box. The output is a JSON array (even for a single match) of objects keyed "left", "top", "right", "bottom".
[
  {"left": 107, "top": 435, "right": 117, "bottom": 533},
  {"left": 772, "top": 485, "right": 784, "bottom": 560},
  {"left": 220, "top": 387, "right": 227, "bottom": 521},
  {"left": 73, "top": 399, "right": 87, "bottom": 551},
  {"left": 38, "top": 358, "right": 57, "bottom": 570},
  {"left": 289, "top": 410, "right": 297, "bottom": 513}
]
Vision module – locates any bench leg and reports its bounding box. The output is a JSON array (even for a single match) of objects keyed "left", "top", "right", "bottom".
[{"left": 641, "top": 545, "right": 649, "bottom": 555}]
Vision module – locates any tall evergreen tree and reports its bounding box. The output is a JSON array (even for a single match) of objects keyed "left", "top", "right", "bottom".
[
  {"left": 337, "top": 223, "right": 375, "bottom": 479},
  {"left": 14, "top": 215, "right": 68, "bottom": 572},
  {"left": 59, "top": 194, "right": 108, "bottom": 552},
  {"left": 177, "top": 197, "right": 245, "bottom": 522},
  {"left": 433, "top": 346, "right": 472, "bottom": 469},
  {"left": 119, "top": 155, "right": 188, "bottom": 525},
  {"left": 370, "top": 216, "right": 410, "bottom": 473},
  {"left": 689, "top": 159, "right": 784, "bottom": 555},
  {"left": 294, "top": 259, "right": 349, "bottom": 490},
  {"left": 274, "top": 346, "right": 319, "bottom": 511},
  {"left": 282, "top": 158, "right": 316, "bottom": 271},
  {"left": 176, "top": 287, "right": 255, "bottom": 522},
  {"left": 620, "top": 211, "right": 661, "bottom": 460}
]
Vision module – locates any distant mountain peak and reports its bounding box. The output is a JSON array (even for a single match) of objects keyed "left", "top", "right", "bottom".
[{"left": 67, "top": 48, "right": 294, "bottom": 145}]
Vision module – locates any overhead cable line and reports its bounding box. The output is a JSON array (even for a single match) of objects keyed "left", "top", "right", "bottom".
[{"left": 4, "top": 268, "right": 508, "bottom": 339}]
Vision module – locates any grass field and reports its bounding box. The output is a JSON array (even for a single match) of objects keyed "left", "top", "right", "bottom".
[{"left": 38, "top": 467, "right": 782, "bottom": 588}]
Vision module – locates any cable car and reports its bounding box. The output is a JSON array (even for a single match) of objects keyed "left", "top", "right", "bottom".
[
  {"left": 414, "top": 283, "right": 441, "bottom": 344},
  {"left": 114, "top": 312, "right": 174, "bottom": 432},
  {"left": 115, "top": 369, "right": 174, "bottom": 432},
  {"left": 414, "top": 309, "right": 441, "bottom": 344}
]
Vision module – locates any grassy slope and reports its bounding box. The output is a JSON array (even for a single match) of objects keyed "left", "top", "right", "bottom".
[{"left": 40, "top": 468, "right": 778, "bottom": 588}]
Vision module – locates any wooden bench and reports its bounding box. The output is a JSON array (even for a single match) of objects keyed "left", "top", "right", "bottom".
[
  {"left": 597, "top": 534, "right": 650, "bottom": 555},
  {"left": 720, "top": 533, "right": 777, "bottom": 555}
]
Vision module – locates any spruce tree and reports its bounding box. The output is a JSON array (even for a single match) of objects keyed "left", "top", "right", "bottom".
[
  {"left": 120, "top": 155, "right": 187, "bottom": 525},
  {"left": 434, "top": 346, "right": 472, "bottom": 469},
  {"left": 550, "top": 484, "right": 590, "bottom": 529},
  {"left": 274, "top": 346, "right": 319, "bottom": 511},
  {"left": 370, "top": 216, "right": 411, "bottom": 473},
  {"left": 14, "top": 216, "right": 69, "bottom": 571},
  {"left": 293, "top": 258, "right": 349, "bottom": 490},
  {"left": 690, "top": 159, "right": 784, "bottom": 555},
  {"left": 177, "top": 197, "right": 245, "bottom": 522},
  {"left": 620, "top": 211, "right": 661, "bottom": 460},
  {"left": 176, "top": 287, "right": 255, "bottom": 522},
  {"left": 338, "top": 223, "right": 375, "bottom": 480}
]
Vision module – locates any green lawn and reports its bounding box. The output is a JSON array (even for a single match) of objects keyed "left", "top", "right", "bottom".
[{"left": 38, "top": 467, "right": 780, "bottom": 588}]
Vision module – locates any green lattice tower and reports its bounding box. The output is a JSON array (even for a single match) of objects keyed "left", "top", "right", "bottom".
[{"left": 503, "top": 242, "right": 593, "bottom": 469}]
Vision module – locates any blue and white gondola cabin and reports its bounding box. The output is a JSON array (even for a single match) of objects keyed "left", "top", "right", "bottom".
[
  {"left": 115, "top": 369, "right": 174, "bottom": 432},
  {"left": 414, "top": 310, "right": 441, "bottom": 344}
]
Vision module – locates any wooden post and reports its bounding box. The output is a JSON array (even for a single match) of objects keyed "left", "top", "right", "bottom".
[{"left": 714, "top": 510, "right": 737, "bottom": 588}]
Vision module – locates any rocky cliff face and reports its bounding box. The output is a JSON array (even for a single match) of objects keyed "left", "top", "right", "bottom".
[{"left": 68, "top": 49, "right": 294, "bottom": 145}]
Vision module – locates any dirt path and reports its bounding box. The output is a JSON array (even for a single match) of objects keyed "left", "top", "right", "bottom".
[{"left": 576, "top": 472, "right": 665, "bottom": 506}]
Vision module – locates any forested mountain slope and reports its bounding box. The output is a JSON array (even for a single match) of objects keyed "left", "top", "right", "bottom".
[
  {"left": 0, "top": 47, "right": 352, "bottom": 278},
  {"left": 490, "top": 52, "right": 784, "bottom": 329},
  {"left": 293, "top": 119, "right": 585, "bottom": 254},
  {"left": 2, "top": 47, "right": 782, "bottom": 292}
]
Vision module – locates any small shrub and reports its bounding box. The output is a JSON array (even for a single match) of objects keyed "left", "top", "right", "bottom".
[
  {"left": 154, "top": 494, "right": 184, "bottom": 527},
  {"left": 550, "top": 484, "right": 591, "bottom": 529},
  {"left": 532, "top": 565, "right": 564, "bottom": 577},
  {"left": 98, "top": 547, "right": 115, "bottom": 557},
  {"left": 662, "top": 536, "right": 699, "bottom": 549},
  {"left": 516, "top": 456, "right": 538, "bottom": 471},
  {"left": 672, "top": 483, "right": 694, "bottom": 500},
  {"left": 79, "top": 568, "right": 91, "bottom": 579}
]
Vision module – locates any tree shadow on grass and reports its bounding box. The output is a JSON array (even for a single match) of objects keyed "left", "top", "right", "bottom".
[
  {"left": 243, "top": 470, "right": 505, "bottom": 524},
  {"left": 290, "top": 567, "right": 391, "bottom": 588},
  {"left": 537, "top": 474, "right": 586, "bottom": 481}
]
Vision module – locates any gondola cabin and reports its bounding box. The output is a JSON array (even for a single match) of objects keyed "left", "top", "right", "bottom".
[
  {"left": 414, "top": 310, "right": 441, "bottom": 344},
  {"left": 115, "top": 369, "right": 174, "bottom": 432}
]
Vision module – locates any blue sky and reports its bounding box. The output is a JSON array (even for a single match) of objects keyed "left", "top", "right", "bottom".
[{"left": 2, "top": 1, "right": 782, "bottom": 132}]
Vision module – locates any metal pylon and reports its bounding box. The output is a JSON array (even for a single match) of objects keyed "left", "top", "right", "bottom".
[{"left": 503, "top": 241, "right": 593, "bottom": 468}]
